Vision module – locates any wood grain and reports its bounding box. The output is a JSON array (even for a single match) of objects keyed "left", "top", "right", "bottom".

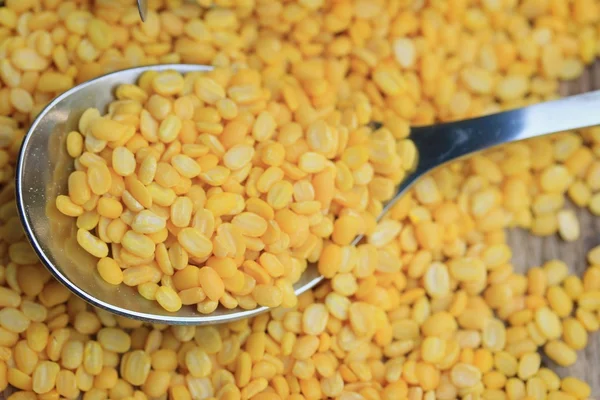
[
  {"left": 508, "top": 205, "right": 600, "bottom": 396},
  {"left": 506, "top": 60, "right": 600, "bottom": 397}
]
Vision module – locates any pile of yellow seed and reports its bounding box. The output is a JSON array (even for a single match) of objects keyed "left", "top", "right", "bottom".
[
  {"left": 55, "top": 65, "right": 415, "bottom": 314},
  {"left": 0, "top": 0, "right": 600, "bottom": 399}
]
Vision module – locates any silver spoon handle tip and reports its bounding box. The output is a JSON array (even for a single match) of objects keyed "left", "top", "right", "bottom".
[
  {"left": 137, "top": 0, "right": 148, "bottom": 21},
  {"left": 411, "top": 89, "right": 600, "bottom": 176},
  {"left": 377, "top": 89, "right": 600, "bottom": 225}
]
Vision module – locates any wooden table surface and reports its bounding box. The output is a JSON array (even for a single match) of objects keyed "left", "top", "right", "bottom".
[
  {"left": 508, "top": 60, "right": 600, "bottom": 396},
  {"left": 2, "top": 65, "right": 600, "bottom": 399}
]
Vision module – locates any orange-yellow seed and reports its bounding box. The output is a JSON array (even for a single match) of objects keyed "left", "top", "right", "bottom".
[{"left": 97, "top": 258, "right": 123, "bottom": 285}]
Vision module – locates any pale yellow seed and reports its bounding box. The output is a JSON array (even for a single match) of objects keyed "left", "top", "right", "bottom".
[
  {"left": 10, "top": 88, "right": 34, "bottom": 113},
  {"left": 152, "top": 70, "right": 184, "bottom": 96},
  {"left": 158, "top": 115, "right": 182, "bottom": 143},
  {"left": 252, "top": 111, "right": 276, "bottom": 142},
  {"left": 544, "top": 340, "right": 577, "bottom": 366},
  {"left": 535, "top": 307, "right": 562, "bottom": 340},
  {"left": 185, "top": 347, "right": 212, "bottom": 378},
  {"left": 155, "top": 286, "right": 182, "bottom": 312},
  {"left": 121, "top": 231, "right": 156, "bottom": 259},
  {"left": 56, "top": 195, "right": 84, "bottom": 217},
  {"left": 517, "top": 352, "right": 541, "bottom": 380},
  {"left": 451, "top": 363, "right": 482, "bottom": 389},
  {"left": 223, "top": 144, "right": 254, "bottom": 170},
  {"left": 302, "top": 304, "right": 329, "bottom": 335},
  {"left": 557, "top": 209, "right": 580, "bottom": 241},
  {"left": 194, "top": 77, "right": 225, "bottom": 104},
  {"left": 32, "top": 361, "right": 60, "bottom": 394},
  {"left": 177, "top": 227, "right": 213, "bottom": 258},
  {"left": 90, "top": 118, "right": 127, "bottom": 141},
  {"left": 423, "top": 262, "right": 450, "bottom": 298},
  {"left": 77, "top": 229, "right": 109, "bottom": 258},
  {"left": 139, "top": 155, "right": 158, "bottom": 185},
  {"left": 421, "top": 336, "right": 446, "bottom": 363},
  {"left": 299, "top": 152, "right": 328, "bottom": 173},
  {"left": 131, "top": 210, "right": 166, "bottom": 234},
  {"left": 97, "top": 258, "right": 123, "bottom": 285},
  {"left": 171, "top": 197, "right": 193, "bottom": 228},
  {"left": 171, "top": 154, "right": 201, "bottom": 179},
  {"left": 97, "top": 328, "right": 131, "bottom": 353},
  {"left": 112, "top": 147, "right": 136, "bottom": 177}
]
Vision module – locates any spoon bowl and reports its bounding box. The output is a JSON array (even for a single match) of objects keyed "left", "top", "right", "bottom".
[
  {"left": 16, "top": 64, "right": 323, "bottom": 325},
  {"left": 16, "top": 63, "right": 600, "bottom": 325}
]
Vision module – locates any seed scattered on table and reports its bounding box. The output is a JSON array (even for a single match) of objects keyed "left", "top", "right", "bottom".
[{"left": 0, "top": 0, "right": 599, "bottom": 399}]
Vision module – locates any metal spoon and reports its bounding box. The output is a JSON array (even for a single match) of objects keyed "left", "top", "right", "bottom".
[
  {"left": 15, "top": 64, "right": 600, "bottom": 325},
  {"left": 136, "top": 0, "right": 148, "bottom": 21}
]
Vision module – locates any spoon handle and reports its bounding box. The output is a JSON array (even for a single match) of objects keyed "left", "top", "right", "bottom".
[
  {"left": 137, "top": 0, "right": 148, "bottom": 21},
  {"left": 410, "top": 89, "right": 600, "bottom": 177}
]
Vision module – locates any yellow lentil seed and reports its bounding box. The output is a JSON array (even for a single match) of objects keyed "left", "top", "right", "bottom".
[
  {"left": 66, "top": 131, "right": 84, "bottom": 158},
  {"left": 87, "top": 164, "right": 112, "bottom": 196},
  {"left": 517, "top": 352, "right": 541, "bottom": 380},
  {"left": 421, "top": 337, "right": 446, "bottom": 364},
  {"left": 538, "top": 368, "right": 561, "bottom": 392},
  {"left": 90, "top": 118, "right": 127, "bottom": 142},
  {"left": 56, "top": 195, "right": 84, "bottom": 217},
  {"left": 155, "top": 286, "right": 182, "bottom": 312},
  {"left": 112, "top": 147, "right": 136, "bottom": 177},
  {"left": 198, "top": 267, "right": 225, "bottom": 301},
  {"left": 451, "top": 363, "right": 482, "bottom": 389},
  {"left": 77, "top": 229, "right": 109, "bottom": 258},
  {"left": 1, "top": 2, "right": 599, "bottom": 399},
  {"left": 534, "top": 307, "right": 562, "bottom": 340},
  {"left": 96, "top": 197, "right": 122, "bottom": 219},
  {"left": 68, "top": 171, "right": 92, "bottom": 206},
  {"left": 96, "top": 258, "right": 123, "bottom": 285},
  {"left": 562, "top": 318, "right": 588, "bottom": 350},
  {"left": 177, "top": 228, "right": 213, "bottom": 259},
  {"left": 121, "top": 231, "right": 155, "bottom": 259},
  {"left": 121, "top": 350, "right": 151, "bottom": 386},
  {"left": 544, "top": 340, "right": 577, "bottom": 366},
  {"left": 561, "top": 377, "right": 591, "bottom": 399},
  {"left": 32, "top": 361, "right": 60, "bottom": 394}
]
